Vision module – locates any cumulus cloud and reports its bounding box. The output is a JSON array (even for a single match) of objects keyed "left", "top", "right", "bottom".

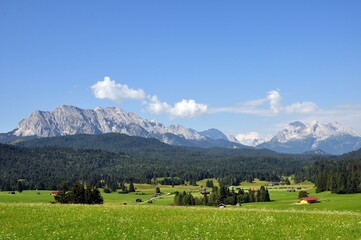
[
  {"left": 267, "top": 90, "right": 283, "bottom": 114},
  {"left": 92, "top": 77, "right": 318, "bottom": 120},
  {"left": 92, "top": 76, "right": 208, "bottom": 118},
  {"left": 169, "top": 99, "right": 208, "bottom": 118},
  {"left": 146, "top": 96, "right": 208, "bottom": 118},
  {"left": 266, "top": 90, "right": 319, "bottom": 114},
  {"left": 146, "top": 95, "right": 171, "bottom": 115},
  {"left": 91, "top": 76, "right": 145, "bottom": 103}
]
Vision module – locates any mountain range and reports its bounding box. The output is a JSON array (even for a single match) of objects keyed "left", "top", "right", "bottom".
[
  {"left": 1, "top": 105, "right": 361, "bottom": 155},
  {"left": 257, "top": 120, "right": 361, "bottom": 155},
  {"left": 0, "top": 105, "right": 244, "bottom": 149}
]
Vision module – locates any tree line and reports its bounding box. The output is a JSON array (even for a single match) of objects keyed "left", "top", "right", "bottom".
[
  {"left": 0, "top": 143, "right": 315, "bottom": 191},
  {"left": 173, "top": 185, "right": 270, "bottom": 206},
  {"left": 54, "top": 182, "right": 103, "bottom": 204}
]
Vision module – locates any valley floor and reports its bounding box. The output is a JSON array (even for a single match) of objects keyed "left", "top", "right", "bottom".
[{"left": 1, "top": 182, "right": 361, "bottom": 239}]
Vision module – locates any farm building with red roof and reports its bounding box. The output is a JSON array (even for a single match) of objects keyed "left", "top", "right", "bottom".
[{"left": 300, "top": 197, "right": 319, "bottom": 204}]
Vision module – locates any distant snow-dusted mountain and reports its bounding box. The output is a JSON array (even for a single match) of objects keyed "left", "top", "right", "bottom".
[
  {"left": 257, "top": 120, "right": 361, "bottom": 155},
  {"left": 199, "top": 128, "right": 228, "bottom": 141},
  {"left": 2, "top": 105, "right": 361, "bottom": 154},
  {"left": 3, "top": 105, "right": 244, "bottom": 149}
]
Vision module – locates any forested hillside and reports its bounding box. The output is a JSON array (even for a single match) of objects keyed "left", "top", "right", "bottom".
[
  {"left": 302, "top": 148, "right": 361, "bottom": 194},
  {"left": 4, "top": 133, "right": 360, "bottom": 194},
  {"left": 0, "top": 142, "right": 317, "bottom": 191},
  {"left": 17, "top": 133, "right": 272, "bottom": 158}
]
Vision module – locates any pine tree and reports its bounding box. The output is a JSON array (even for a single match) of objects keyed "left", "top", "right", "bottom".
[
  {"left": 71, "top": 182, "right": 85, "bottom": 204},
  {"left": 55, "top": 183, "right": 103, "bottom": 204},
  {"left": 109, "top": 181, "right": 118, "bottom": 192},
  {"left": 206, "top": 180, "right": 214, "bottom": 188},
  {"left": 173, "top": 191, "right": 181, "bottom": 206},
  {"left": 264, "top": 189, "right": 270, "bottom": 202},
  {"left": 54, "top": 183, "right": 69, "bottom": 204},
  {"left": 84, "top": 186, "right": 93, "bottom": 204},
  {"left": 219, "top": 184, "right": 229, "bottom": 202},
  {"left": 209, "top": 186, "right": 220, "bottom": 206},
  {"left": 17, "top": 180, "right": 23, "bottom": 193},
  {"left": 231, "top": 188, "right": 237, "bottom": 205},
  {"left": 257, "top": 186, "right": 266, "bottom": 202},
  {"left": 298, "top": 191, "right": 308, "bottom": 199},
  {"left": 90, "top": 187, "right": 104, "bottom": 204},
  {"left": 202, "top": 192, "right": 209, "bottom": 205},
  {"left": 121, "top": 184, "right": 128, "bottom": 194},
  {"left": 248, "top": 191, "right": 255, "bottom": 202},
  {"left": 129, "top": 182, "right": 136, "bottom": 193}
]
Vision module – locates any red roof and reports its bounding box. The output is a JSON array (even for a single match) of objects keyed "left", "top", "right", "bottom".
[{"left": 301, "top": 197, "right": 319, "bottom": 202}]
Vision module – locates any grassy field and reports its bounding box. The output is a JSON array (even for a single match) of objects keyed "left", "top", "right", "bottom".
[
  {"left": 1, "top": 180, "right": 361, "bottom": 211},
  {"left": 1, "top": 180, "right": 361, "bottom": 239},
  {"left": 1, "top": 203, "right": 361, "bottom": 239}
]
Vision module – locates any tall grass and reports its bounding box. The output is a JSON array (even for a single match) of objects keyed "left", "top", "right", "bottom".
[{"left": 1, "top": 203, "right": 361, "bottom": 239}]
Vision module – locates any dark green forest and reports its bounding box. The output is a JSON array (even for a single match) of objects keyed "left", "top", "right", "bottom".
[
  {"left": 1, "top": 133, "right": 361, "bottom": 194},
  {"left": 0, "top": 137, "right": 315, "bottom": 191},
  {"left": 301, "top": 149, "right": 361, "bottom": 194}
]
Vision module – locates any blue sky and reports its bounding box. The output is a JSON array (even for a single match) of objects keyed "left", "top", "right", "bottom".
[{"left": 1, "top": 1, "right": 361, "bottom": 142}]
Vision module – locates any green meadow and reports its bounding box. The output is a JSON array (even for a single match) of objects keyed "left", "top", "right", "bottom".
[{"left": 1, "top": 181, "right": 361, "bottom": 239}]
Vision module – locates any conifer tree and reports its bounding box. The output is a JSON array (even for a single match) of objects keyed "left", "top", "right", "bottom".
[
  {"left": 55, "top": 183, "right": 103, "bottom": 204},
  {"left": 121, "top": 184, "right": 128, "bottom": 194},
  {"left": 90, "top": 187, "right": 103, "bottom": 204},
  {"left": 209, "top": 186, "right": 220, "bottom": 206},
  {"left": 248, "top": 191, "right": 255, "bottom": 202},
  {"left": 17, "top": 180, "right": 23, "bottom": 193},
  {"left": 206, "top": 180, "right": 214, "bottom": 188},
  {"left": 173, "top": 191, "right": 181, "bottom": 206},
  {"left": 54, "top": 183, "right": 69, "bottom": 204},
  {"left": 202, "top": 192, "right": 209, "bottom": 205},
  {"left": 129, "top": 182, "right": 136, "bottom": 192},
  {"left": 298, "top": 191, "right": 308, "bottom": 199},
  {"left": 71, "top": 182, "right": 85, "bottom": 204},
  {"left": 264, "top": 189, "right": 271, "bottom": 202}
]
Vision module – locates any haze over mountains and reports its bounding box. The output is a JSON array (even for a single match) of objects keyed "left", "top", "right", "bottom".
[{"left": 1, "top": 105, "right": 361, "bottom": 155}]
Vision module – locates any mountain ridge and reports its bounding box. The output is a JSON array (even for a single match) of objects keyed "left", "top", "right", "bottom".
[
  {"left": 257, "top": 120, "right": 361, "bottom": 155},
  {"left": 2, "top": 105, "right": 245, "bottom": 149},
  {"left": 2, "top": 105, "right": 361, "bottom": 154}
]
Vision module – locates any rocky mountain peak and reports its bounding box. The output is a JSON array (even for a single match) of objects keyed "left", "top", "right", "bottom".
[
  {"left": 9, "top": 105, "right": 241, "bottom": 148},
  {"left": 200, "top": 128, "right": 229, "bottom": 141},
  {"left": 257, "top": 120, "right": 361, "bottom": 155},
  {"left": 289, "top": 121, "right": 306, "bottom": 128}
]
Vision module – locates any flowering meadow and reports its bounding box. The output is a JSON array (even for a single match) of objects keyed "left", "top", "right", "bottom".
[{"left": 1, "top": 202, "right": 361, "bottom": 240}]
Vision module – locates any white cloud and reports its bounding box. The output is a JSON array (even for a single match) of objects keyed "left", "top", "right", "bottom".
[
  {"left": 169, "top": 99, "right": 208, "bottom": 118},
  {"left": 266, "top": 90, "right": 318, "bottom": 114},
  {"left": 146, "top": 95, "right": 171, "bottom": 115},
  {"left": 146, "top": 96, "right": 208, "bottom": 118},
  {"left": 235, "top": 132, "right": 260, "bottom": 146},
  {"left": 267, "top": 90, "right": 283, "bottom": 114},
  {"left": 91, "top": 76, "right": 208, "bottom": 118},
  {"left": 91, "top": 76, "right": 145, "bottom": 103},
  {"left": 285, "top": 102, "right": 318, "bottom": 113},
  {"left": 211, "top": 90, "right": 318, "bottom": 116},
  {"left": 91, "top": 77, "right": 320, "bottom": 121}
]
